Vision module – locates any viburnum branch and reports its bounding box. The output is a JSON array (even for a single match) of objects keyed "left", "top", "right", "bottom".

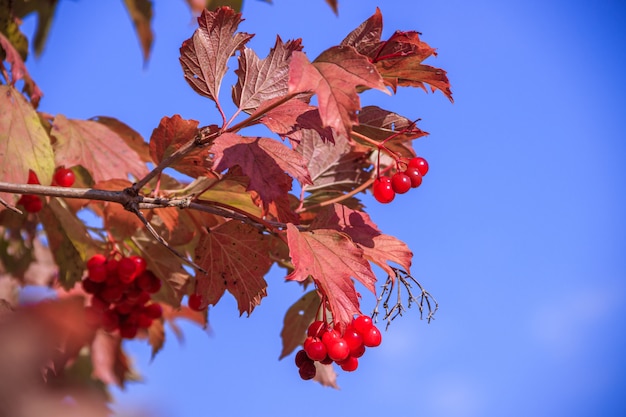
[
  {"left": 0, "top": 182, "right": 131, "bottom": 204},
  {"left": 128, "top": 205, "right": 207, "bottom": 273},
  {"left": 224, "top": 92, "right": 299, "bottom": 133},
  {"left": 372, "top": 267, "right": 438, "bottom": 330},
  {"left": 0, "top": 195, "right": 22, "bottom": 214},
  {"left": 296, "top": 176, "right": 377, "bottom": 214}
]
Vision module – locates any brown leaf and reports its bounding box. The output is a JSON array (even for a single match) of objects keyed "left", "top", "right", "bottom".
[
  {"left": 148, "top": 318, "right": 165, "bottom": 359},
  {"left": 210, "top": 133, "right": 312, "bottom": 204},
  {"left": 285, "top": 224, "right": 376, "bottom": 328},
  {"left": 288, "top": 46, "right": 388, "bottom": 139},
  {"left": 279, "top": 290, "right": 320, "bottom": 359},
  {"left": 179, "top": 7, "right": 253, "bottom": 104},
  {"left": 313, "top": 362, "right": 339, "bottom": 388},
  {"left": 11, "top": 0, "right": 59, "bottom": 58},
  {"left": 232, "top": 36, "right": 303, "bottom": 113},
  {"left": 194, "top": 220, "right": 274, "bottom": 315},
  {"left": 50, "top": 114, "right": 148, "bottom": 183},
  {"left": 0, "top": 32, "right": 43, "bottom": 106},
  {"left": 0, "top": 85, "right": 55, "bottom": 204},
  {"left": 122, "top": 0, "right": 154, "bottom": 63},
  {"left": 311, "top": 204, "right": 412, "bottom": 276},
  {"left": 325, "top": 0, "right": 339, "bottom": 15}
]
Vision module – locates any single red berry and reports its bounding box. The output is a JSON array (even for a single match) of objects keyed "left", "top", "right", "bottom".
[
  {"left": 362, "top": 326, "right": 382, "bottom": 347},
  {"left": 129, "top": 255, "right": 147, "bottom": 276},
  {"left": 304, "top": 339, "right": 328, "bottom": 362},
  {"left": 27, "top": 170, "right": 40, "bottom": 184},
  {"left": 343, "top": 327, "right": 364, "bottom": 351},
  {"left": 143, "top": 303, "right": 163, "bottom": 319},
  {"left": 409, "top": 156, "right": 429, "bottom": 176},
  {"left": 137, "top": 313, "right": 154, "bottom": 328},
  {"left": 88, "top": 265, "right": 108, "bottom": 283},
  {"left": 307, "top": 320, "right": 326, "bottom": 338},
  {"left": 321, "top": 328, "right": 340, "bottom": 346},
  {"left": 136, "top": 270, "right": 162, "bottom": 294},
  {"left": 372, "top": 177, "right": 395, "bottom": 204},
  {"left": 188, "top": 293, "right": 205, "bottom": 311},
  {"left": 350, "top": 344, "right": 366, "bottom": 358},
  {"left": 18, "top": 195, "right": 43, "bottom": 213},
  {"left": 105, "top": 258, "right": 120, "bottom": 275},
  {"left": 391, "top": 172, "right": 412, "bottom": 194},
  {"left": 320, "top": 356, "right": 334, "bottom": 365},
  {"left": 326, "top": 338, "right": 350, "bottom": 362},
  {"left": 53, "top": 167, "right": 75, "bottom": 187},
  {"left": 100, "top": 285, "right": 124, "bottom": 303},
  {"left": 404, "top": 166, "right": 423, "bottom": 188},
  {"left": 295, "top": 349, "right": 309, "bottom": 368},
  {"left": 82, "top": 278, "right": 104, "bottom": 294},
  {"left": 298, "top": 360, "right": 317, "bottom": 380},
  {"left": 117, "top": 257, "right": 138, "bottom": 284},
  {"left": 120, "top": 322, "right": 139, "bottom": 339},
  {"left": 87, "top": 254, "right": 107, "bottom": 269},
  {"left": 352, "top": 315, "right": 374, "bottom": 335},
  {"left": 338, "top": 355, "right": 359, "bottom": 372}
]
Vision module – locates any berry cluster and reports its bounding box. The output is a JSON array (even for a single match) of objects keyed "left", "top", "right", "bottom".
[
  {"left": 295, "top": 314, "right": 382, "bottom": 380},
  {"left": 373, "top": 156, "right": 429, "bottom": 204},
  {"left": 82, "top": 254, "right": 163, "bottom": 338},
  {"left": 17, "top": 168, "right": 76, "bottom": 213}
]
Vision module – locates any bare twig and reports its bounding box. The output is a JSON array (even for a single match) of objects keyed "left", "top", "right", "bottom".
[{"left": 0, "top": 195, "right": 22, "bottom": 214}]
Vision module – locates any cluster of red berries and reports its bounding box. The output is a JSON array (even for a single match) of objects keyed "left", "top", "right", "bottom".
[
  {"left": 295, "top": 314, "right": 382, "bottom": 380},
  {"left": 372, "top": 156, "right": 429, "bottom": 204},
  {"left": 82, "top": 253, "right": 163, "bottom": 338},
  {"left": 17, "top": 168, "right": 76, "bottom": 213}
]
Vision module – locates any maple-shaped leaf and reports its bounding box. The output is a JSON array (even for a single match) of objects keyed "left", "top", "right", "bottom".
[
  {"left": 297, "top": 129, "right": 371, "bottom": 193},
  {"left": 39, "top": 198, "right": 101, "bottom": 289},
  {"left": 180, "top": 7, "right": 253, "bottom": 104},
  {"left": 50, "top": 114, "right": 148, "bottom": 183},
  {"left": 91, "top": 331, "right": 136, "bottom": 387},
  {"left": 210, "top": 132, "right": 312, "bottom": 204},
  {"left": 341, "top": 8, "right": 453, "bottom": 101},
  {"left": 0, "top": 85, "right": 54, "bottom": 205},
  {"left": 285, "top": 223, "right": 376, "bottom": 328},
  {"left": 311, "top": 203, "right": 412, "bottom": 276},
  {"left": 353, "top": 105, "right": 428, "bottom": 160},
  {"left": 0, "top": 33, "right": 43, "bottom": 106},
  {"left": 194, "top": 220, "right": 275, "bottom": 315},
  {"left": 122, "top": 0, "right": 153, "bottom": 63},
  {"left": 313, "top": 362, "right": 339, "bottom": 388},
  {"left": 279, "top": 290, "right": 320, "bottom": 359},
  {"left": 288, "top": 46, "right": 388, "bottom": 139},
  {"left": 232, "top": 36, "right": 303, "bottom": 113},
  {"left": 149, "top": 115, "right": 217, "bottom": 177}
]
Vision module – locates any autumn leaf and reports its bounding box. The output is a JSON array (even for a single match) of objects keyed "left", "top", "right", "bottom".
[
  {"left": 11, "top": 0, "right": 59, "bottom": 58},
  {"left": 279, "top": 290, "right": 320, "bottom": 359},
  {"left": 313, "top": 362, "right": 338, "bottom": 388},
  {"left": 91, "top": 179, "right": 144, "bottom": 239},
  {"left": 232, "top": 36, "right": 303, "bottom": 113},
  {"left": 210, "top": 133, "right": 312, "bottom": 204},
  {"left": 196, "top": 170, "right": 263, "bottom": 218},
  {"left": 179, "top": 7, "right": 253, "bottom": 104},
  {"left": 50, "top": 114, "right": 148, "bottom": 183},
  {"left": 122, "top": 0, "right": 153, "bottom": 63},
  {"left": 91, "top": 331, "right": 136, "bottom": 387},
  {"left": 0, "top": 33, "right": 43, "bottom": 106},
  {"left": 288, "top": 46, "right": 388, "bottom": 139},
  {"left": 341, "top": 8, "right": 453, "bottom": 101},
  {"left": 92, "top": 116, "right": 152, "bottom": 164},
  {"left": 0, "top": 85, "right": 55, "bottom": 204},
  {"left": 311, "top": 203, "right": 412, "bottom": 276},
  {"left": 148, "top": 318, "right": 165, "bottom": 359},
  {"left": 149, "top": 115, "right": 217, "bottom": 177},
  {"left": 194, "top": 220, "right": 274, "bottom": 315},
  {"left": 285, "top": 223, "right": 376, "bottom": 328}
]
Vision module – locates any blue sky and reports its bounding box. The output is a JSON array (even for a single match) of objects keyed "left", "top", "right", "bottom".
[{"left": 21, "top": 1, "right": 626, "bottom": 416}]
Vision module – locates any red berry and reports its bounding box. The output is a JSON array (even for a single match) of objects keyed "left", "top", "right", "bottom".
[
  {"left": 143, "top": 303, "right": 163, "bottom": 319},
  {"left": 391, "top": 172, "right": 411, "bottom": 194},
  {"left": 350, "top": 344, "right": 366, "bottom": 358},
  {"left": 362, "top": 326, "right": 382, "bottom": 347},
  {"left": 295, "top": 349, "right": 309, "bottom": 368},
  {"left": 320, "top": 356, "right": 334, "bottom": 365},
  {"left": 105, "top": 258, "right": 120, "bottom": 275},
  {"left": 88, "top": 264, "right": 108, "bottom": 283},
  {"left": 372, "top": 177, "right": 395, "bottom": 204},
  {"left": 87, "top": 254, "right": 107, "bottom": 269},
  {"left": 18, "top": 194, "right": 43, "bottom": 213},
  {"left": 307, "top": 320, "right": 326, "bottom": 338},
  {"left": 188, "top": 293, "right": 205, "bottom": 311},
  {"left": 352, "top": 315, "right": 373, "bottom": 335},
  {"left": 409, "top": 157, "right": 429, "bottom": 176},
  {"left": 129, "top": 255, "right": 147, "bottom": 276},
  {"left": 137, "top": 271, "right": 162, "bottom": 294},
  {"left": 117, "top": 257, "right": 138, "bottom": 284},
  {"left": 304, "top": 339, "right": 328, "bottom": 361},
  {"left": 298, "top": 360, "right": 317, "bottom": 380},
  {"left": 325, "top": 338, "right": 350, "bottom": 362},
  {"left": 137, "top": 313, "right": 153, "bottom": 328},
  {"left": 53, "top": 167, "right": 75, "bottom": 187},
  {"left": 100, "top": 285, "right": 124, "bottom": 303},
  {"left": 404, "top": 166, "right": 423, "bottom": 188},
  {"left": 338, "top": 355, "right": 359, "bottom": 372},
  {"left": 120, "top": 322, "right": 139, "bottom": 339},
  {"left": 343, "top": 327, "right": 364, "bottom": 351},
  {"left": 321, "top": 328, "right": 340, "bottom": 346}
]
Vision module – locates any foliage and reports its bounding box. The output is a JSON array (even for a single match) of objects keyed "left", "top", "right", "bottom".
[{"left": 0, "top": 1, "right": 448, "bottom": 414}]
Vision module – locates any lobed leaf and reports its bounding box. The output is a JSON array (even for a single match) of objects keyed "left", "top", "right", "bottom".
[
  {"left": 179, "top": 7, "right": 253, "bottom": 104},
  {"left": 194, "top": 220, "right": 275, "bottom": 315},
  {"left": 285, "top": 223, "right": 376, "bottom": 328}
]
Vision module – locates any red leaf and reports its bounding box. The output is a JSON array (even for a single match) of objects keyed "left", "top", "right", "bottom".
[
  {"left": 285, "top": 223, "right": 376, "bottom": 328},
  {"left": 288, "top": 46, "right": 388, "bottom": 139},
  {"left": 0, "top": 85, "right": 55, "bottom": 205},
  {"left": 210, "top": 133, "right": 312, "bottom": 204},
  {"left": 149, "top": 115, "right": 217, "bottom": 177},
  {"left": 311, "top": 203, "right": 412, "bottom": 276},
  {"left": 259, "top": 97, "right": 335, "bottom": 144},
  {"left": 232, "top": 36, "right": 303, "bottom": 113},
  {"left": 122, "top": 0, "right": 154, "bottom": 63},
  {"left": 0, "top": 33, "right": 43, "bottom": 106},
  {"left": 92, "top": 116, "right": 152, "bottom": 164},
  {"left": 341, "top": 8, "right": 453, "bottom": 101},
  {"left": 279, "top": 290, "right": 320, "bottom": 359},
  {"left": 50, "top": 115, "right": 148, "bottom": 183},
  {"left": 179, "top": 7, "right": 253, "bottom": 104},
  {"left": 194, "top": 220, "right": 275, "bottom": 315}
]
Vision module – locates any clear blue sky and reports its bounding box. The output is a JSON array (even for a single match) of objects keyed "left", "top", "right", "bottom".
[{"left": 21, "top": 1, "right": 626, "bottom": 416}]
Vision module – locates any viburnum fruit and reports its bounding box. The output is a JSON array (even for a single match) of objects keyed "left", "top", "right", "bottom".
[
  {"left": 409, "top": 156, "right": 429, "bottom": 176},
  {"left": 53, "top": 167, "right": 75, "bottom": 187},
  {"left": 188, "top": 293, "right": 205, "bottom": 311},
  {"left": 391, "top": 172, "right": 412, "bottom": 194},
  {"left": 372, "top": 176, "right": 395, "bottom": 204},
  {"left": 404, "top": 166, "right": 423, "bottom": 188},
  {"left": 304, "top": 338, "right": 328, "bottom": 361},
  {"left": 361, "top": 326, "right": 382, "bottom": 347},
  {"left": 17, "top": 170, "right": 43, "bottom": 213}
]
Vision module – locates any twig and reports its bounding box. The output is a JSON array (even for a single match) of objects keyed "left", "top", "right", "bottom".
[{"left": 0, "top": 195, "right": 22, "bottom": 214}]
